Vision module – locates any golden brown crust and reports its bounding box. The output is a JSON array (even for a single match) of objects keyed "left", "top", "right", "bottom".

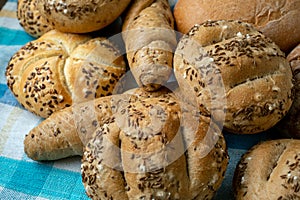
[
  {"left": 37, "top": 0, "right": 131, "bottom": 33},
  {"left": 24, "top": 95, "right": 114, "bottom": 160},
  {"left": 23, "top": 87, "right": 177, "bottom": 160},
  {"left": 173, "top": 20, "right": 294, "bottom": 134},
  {"left": 24, "top": 83, "right": 229, "bottom": 198},
  {"left": 81, "top": 95, "right": 228, "bottom": 199},
  {"left": 5, "top": 30, "right": 126, "bottom": 118},
  {"left": 173, "top": 0, "right": 300, "bottom": 52},
  {"left": 122, "top": 0, "right": 177, "bottom": 91},
  {"left": 233, "top": 139, "right": 300, "bottom": 200},
  {"left": 17, "top": 0, "right": 53, "bottom": 37}
]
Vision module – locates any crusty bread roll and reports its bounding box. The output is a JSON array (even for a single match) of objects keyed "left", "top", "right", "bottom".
[
  {"left": 23, "top": 87, "right": 174, "bottom": 161},
  {"left": 24, "top": 86, "right": 229, "bottom": 199},
  {"left": 36, "top": 0, "right": 131, "bottom": 33},
  {"left": 173, "top": 0, "right": 300, "bottom": 52},
  {"left": 275, "top": 44, "right": 300, "bottom": 138},
  {"left": 81, "top": 96, "right": 228, "bottom": 200},
  {"left": 174, "top": 20, "right": 294, "bottom": 134},
  {"left": 5, "top": 30, "right": 126, "bottom": 118},
  {"left": 122, "top": 0, "right": 177, "bottom": 91},
  {"left": 233, "top": 139, "right": 300, "bottom": 200},
  {"left": 17, "top": 0, "right": 53, "bottom": 38}
]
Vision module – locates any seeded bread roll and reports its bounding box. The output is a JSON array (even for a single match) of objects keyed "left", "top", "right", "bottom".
[
  {"left": 174, "top": 20, "right": 294, "bottom": 134},
  {"left": 275, "top": 44, "right": 300, "bottom": 138},
  {"left": 36, "top": 0, "right": 131, "bottom": 33},
  {"left": 17, "top": 0, "right": 53, "bottom": 38},
  {"left": 233, "top": 139, "right": 300, "bottom": 200},
  {"left": 173, "top": 0, "right": 300, "bottom": 52},
  {"left": 5, "top": 30, "right": 126, "bottom": 118},
  {"left": 122, "top": 0, "right": 177, "bottom": 91},
  {"left": 81, "top": 96, "right": 228, "bottom": 200},
  {"left": 23, "top": 87, "right": 174, "bottom": 161}
]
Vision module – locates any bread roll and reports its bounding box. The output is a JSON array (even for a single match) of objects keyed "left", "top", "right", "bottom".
[
  {"left": 122, "top": 0, "right": 177, "bottom": 91},
  {"left": 36, "top": 0, "right": 131, "bottom": 33},
  {"left": 17, "top": 0, "right": 53, "bottom": 37},
  {"left": 81, "top": 96, "right": 228, "bottom": 200},
  {"left": 174, "top": 0, "right": 300, "bottom": 52},
  {"left": 233, "top": 139, "right": 300, "bottom": 200},
  {"left": 275, "top": 44, "right": 300, "bottom": 138},
  {"left": 23, "top": 87, "right": 174, "bottom": 161},
  {"left": 173, "top": 20, "right": 294, "bottom": 134},
  {"left": 5, "top": 30, "right": 126, "bottom": 118}
]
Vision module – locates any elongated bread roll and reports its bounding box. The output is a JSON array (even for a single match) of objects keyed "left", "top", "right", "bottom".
[
  {"left": 23, "top": 87, "right": 173, "bottom": 161},
  {"left": 5, "top": 30, "right": 126, "bottom": 118},
  {"left": 122, "top": 0, "right": 177, "bottom": 91}
]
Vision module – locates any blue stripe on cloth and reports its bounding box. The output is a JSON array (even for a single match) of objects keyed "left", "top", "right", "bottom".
[
  {"left": 0, "top": 27, "right": 34, "bottom": 45},
  {"left": 0, "top": 84, "right": 23, "bottom": 108},
  {"left": 223, "top": 130, "right": 277, "bottom": 150},
  {"left": 0, "top": 157, "right": 89, "bottom": 200}
]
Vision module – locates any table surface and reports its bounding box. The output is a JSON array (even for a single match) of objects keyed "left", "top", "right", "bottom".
[{"left": 0, "top": 0, "right": 283, "bottom": 199}]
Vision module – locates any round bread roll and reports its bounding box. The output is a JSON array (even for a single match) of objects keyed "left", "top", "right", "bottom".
[
  {"left": 173, "top": 0, "right": 300, "bottom": 52},
  {"left": 5, "top": 30, "right": 126, "bottom": 118},
  {"left": 275, "top": 44, "right": 300, "bottom": 138},
  {"left": 233, "top": 139, "right": 300, "bottom": 200},
  {"left": 173, "top": 20, "right": 294, "bottom": 134},
  {"left": 81, "top": 94, "right": 229, "bottom": 200},
  {"left": 17, "top": 0, "right": 53, "bottom": 38},
  {"left": 36, "top": 0, "right": 131, "bottom": 33}
]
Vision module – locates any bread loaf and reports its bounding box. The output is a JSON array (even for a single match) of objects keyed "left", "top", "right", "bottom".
[
  {"left": 233, "top": 139, "right": 300, "bottom": 200},
  {"left": 36, "top": 0, "right": 131, "bottom": 33},
  {"left": 174, "top": 20, "right": 294, "bottom": 134},
  {"left": 5, "top": 30, "right": 126, "bottom": 118},
  {"left": 17, "top": 0, "right": 53, "bottom": 37},
  {"left": 174, "top": 0, "right": 300, "bottom": 52},
  {"left": 122, "top": 0, "right": 177, "bottom": 91},
  {"left": 275, "top": 44, "right": 300, "bottom": 138},
  {"left": 81, "top": 96, "right": 228, "bottom": 200}
]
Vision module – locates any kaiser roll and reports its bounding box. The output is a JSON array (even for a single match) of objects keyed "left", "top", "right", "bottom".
[
  {"left": 173, "top": 20, "right": 294, "bottom": 134},
  {"left": 81, "top": 94, "right": 229, "bottom": 200},
  {"left": 17, "top": 0, "right": 53, "bottom": 37},
  {"left": 173, "top": 0, "right": 300, "bottom": 52},
  {"left": 5, "top": 30, "right": 126, "bottom": 118},
  {"left": 36, "top": 0, "right": 131, "bottom": 33},
  {"left": 275, "top": 44, "right": 300, "bottom": 139},
  {"left": 233, "top": 139, "right": 300, "bottom": 200}
]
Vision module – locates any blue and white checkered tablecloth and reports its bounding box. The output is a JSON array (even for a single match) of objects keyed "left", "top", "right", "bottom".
[{"left": 0, "top": 0, "right": 279, "bottom": 199}]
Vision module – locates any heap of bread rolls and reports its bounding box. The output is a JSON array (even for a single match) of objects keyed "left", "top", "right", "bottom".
[{"left": 5, "top": 0, "right": 300, "bottom": 199}]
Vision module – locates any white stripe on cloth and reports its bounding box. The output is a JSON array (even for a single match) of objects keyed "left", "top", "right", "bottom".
[
  {"left": 0, "top": 103, "right": 42, "bottom": 160},
  {"left": 0, "top": 17, "right": 23, "bottom": 30},
  {"left": 0, "top": 186, "right": 49, "bottom": 200},
  {"left": 0, "top": 45, "right": 23, "bottom": 84},
  {"left": 53, "top": 157, "right": 82, "bottom": 173},
  {"left": 2, "top": 2, "right": 17, "bottom": 12}
]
